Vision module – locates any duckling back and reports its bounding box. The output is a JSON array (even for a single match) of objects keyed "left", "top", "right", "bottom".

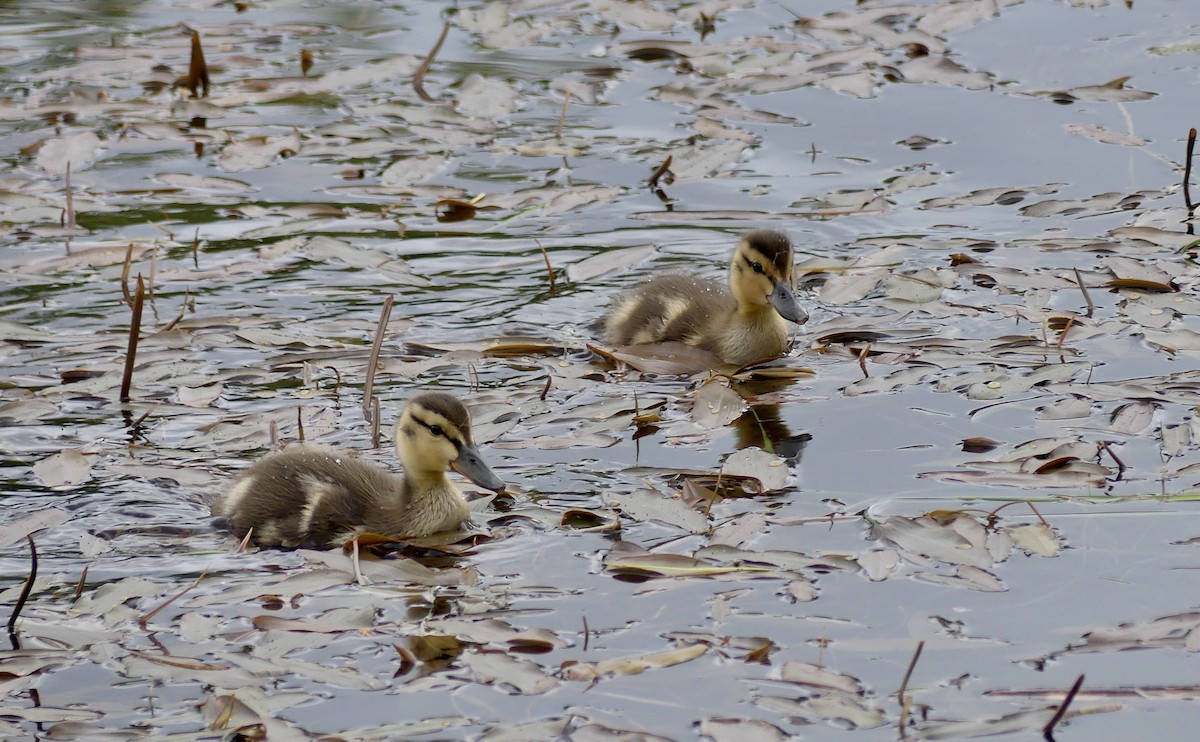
[
  {"left": 213, "top": 446, "right": 442, "bottom": 547},
  {"left": 603, "top": 274, "right": 735, "bottom": 351}
]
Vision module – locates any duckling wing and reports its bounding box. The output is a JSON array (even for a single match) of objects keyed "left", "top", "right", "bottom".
[
  {"left": 603, "top": 275, "right": 734, "bottom": 348},
  {"left": 214, "top": 447, "right": 397, "bottom": 547}
]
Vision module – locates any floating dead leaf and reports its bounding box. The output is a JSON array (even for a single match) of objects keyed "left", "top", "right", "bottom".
[
  {"left": 590, "top": 342, "right": 726, "bottom": 375},
  {"left": 462, "top": 650, "right": 559, "bottom": 695},
  {"left": 692, "top": 379, "right": 746, "bottom": 429},
  {"left": 1065, "top": 123, "right": 1147, "bottom": 147},
  {"left": 698, "top": 718, "right": 787, "bottom": 742},
  {"left": 251, "top": 615, "right": 371, "bottom": 634},
  {"left": 32, "top": 449, "right": 94, "bottom": 487},
  {"left": 0, "top": 508, "right": 70, "bottom": 547},
  {"left": 1007, "top": 523, "right": 1060, "bottom": 557},
  {"left": 607, "top": 490, "right": 709, "bottom": 533},
  {"left": 35, "top": 131, "right": 101, "bottom": 174},
  {"left": 560, "top": 642, "right": 706, "bottom": 681},
  {"left": 780, "top": 660, "right": 864, "bottom": 694},
  {"left": 604, "top": 541, "right": 772, "bottom": 580},
  {"left": 566, "top": 244, "right": 655, "bottom": 282},
  {"left": 722, "top": 448, "right": 789, "bottom": 492},
  {"left": 219, "top": 130, "right": 301, "bottom": 171},
  {"left": 560, "top": 508, "right": 620, "bottom": 531}
]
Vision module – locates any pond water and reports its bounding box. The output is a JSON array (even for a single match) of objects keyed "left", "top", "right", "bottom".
[{"left": 2, "top": 0, "right": 1200, "bottom": 739}]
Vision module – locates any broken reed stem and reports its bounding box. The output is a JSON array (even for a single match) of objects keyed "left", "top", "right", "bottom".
[
  {"left": 535, "top": 239, "right": 556, "bottom": 296},
  {"left": 6, "top": 535, "right": 37, "bottom": 646},
  {"left": 297, "top": 406, "right": 305, "bottom": 442},
  {"left": 1043, "top": 674, "right": 1084, "bottom": 741},
  {"left": 856, "top": 344, "right": 871, "bottom": 378},
  {"left": 647, "top": 156, "right": 673, "bottom": 189},
  {"left": 363, "top": 294, "right": 394, "bottom": 424},
  {"left": 119, "top": 275, "right": 146, "bottom": 403},
  {"left": 896, "top": 639, "right": 925, "bottom": 737},
  {"left": 556, "top": 91, "right": 570, "bottom": 140},
  {"left": 1185, "top": 128, "right": 1196, "bottom": 215},
  {"left": 73, "top": 564, "right": 88, "bottom": 601},
  {"left": 192, "top": 228, "right": 200, "bottom": 268},
  {"left": 582, "top": 614, "right": 591, "bottom": 652},
  {"left": 1055, "top": 316, "right": 1075, "bottom": 349},
  {"left": 120, "top": 244, "right": 135, "bottom": 305},
  {"left": 1073, "top": 268, "right": 1094, "bottom": 318},
  {"left": 188, "top": 30, "right": 210, "bottom": 98},
  {"left": 1098, "top": 440, "right": 1125, "bottom": 475},
  {"left": 269, "top": 419, "right": 279, "bottom": 449},
  {"left": 323, "top": 365, "right": 342, "bottom": 396},
  {"left": 64, "top": 160, "right": 75, "bottom": 229},
  {"left": 372, "top": 396, "right": 382, "bottom": 449},
  {"left": 413, "top": 21, "right": 450, "bottom": 103},
  {"left": 540, "top": 374, "right": 552, "bottom": 401},
  {"left": 138, "top": 568, "right": 207, "bottom": 628}
]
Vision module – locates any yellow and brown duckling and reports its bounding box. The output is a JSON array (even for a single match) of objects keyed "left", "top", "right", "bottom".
[
  {"left": 602, "top": 230, "right": 807, "bottom": 366},
  {"left": 212, "top": 392, "right": 505, "bottom": 548}
]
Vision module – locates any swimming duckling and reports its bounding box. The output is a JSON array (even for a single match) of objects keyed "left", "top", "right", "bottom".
[
  {"left": 602, "top": 230, "right": 807, "bottom": 366},
  {"left": 212, "top": 392, "right": 505, "bottom": 547}
]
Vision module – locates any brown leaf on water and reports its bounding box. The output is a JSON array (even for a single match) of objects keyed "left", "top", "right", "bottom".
[
  {"left": 1106, "top": 277, "right": 1177, "bottom": 293},
  {"left": 961, "top": 437, "right": 1000, "bottom": 453},
  {"left": 434, "top": 199, "right": 477, "bottom": 222}
]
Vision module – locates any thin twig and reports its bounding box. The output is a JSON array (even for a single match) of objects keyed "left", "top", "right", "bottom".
[
  {"left": 535, "top": 239, "right": 556, "bottom": 296},
  {"left": 120, "top": 243, "right": 135, "bottom": 305},
  {"left": 64, "top": 160, "right": 75, "bottom": 229},
  {"left": 1043, "top": 674, "right": 1084, "bottom": 741},
  {"left": 1055, "top": 316, "right": 1076, "bottom": 349},
  {"left": 413, "top": 21, "right": 451, "bottom": 103},
  {"left": 540, "top": 374, "right": 552, "bottom": 401},
  {"left": 1073, "top": 268, "right": 1094, "bottom": 318},
  {"left": 363, "top": 294, "right": 394, "bottom": 423},
  {"left": 7, "top": 535, "right": 37, "bottom": 647},
  {"left": 1184, "top": 128, "right": 1196, "bottom": 215},
  {"left": 896, "top": 639, "right": 925, "bottom": 737},
  {"left": 191, "top": 228, "right": 200, "bottom": 269},
  {"left": 582, "top": 614, "right": 590, "bottom": 652},
  {"left": 323, "top": 365, "right": 342, "bottom": 395},
  {"left": 138, "top": 567, "right": 208, "bottom": 628},
  {"left": 160, "top": 287, "right": 190, "bottom": 332},
  {"left": 556, "top": 91, "right": 570, "bottom": 140},
  {"left": 74, "top": 564, "right": 88, "bottom": 601},
  {"left": 297, "top": 406, "right": 305, "bottom": 442},
  {"left": 856, "top": 344, "right": 871, "bottom": 378},
  {"left": 119, "top": 275, "right": 145, "bottom": 403}
]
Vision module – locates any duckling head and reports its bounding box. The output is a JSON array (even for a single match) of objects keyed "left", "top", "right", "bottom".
[
  {"left": 394, "top": 392, "right": 506, "bottom": 493},
  {"left": 729, "top": 230, "right": 807, "bottom": 324}
]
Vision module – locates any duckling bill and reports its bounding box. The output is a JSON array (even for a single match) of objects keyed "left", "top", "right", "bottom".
[
  {"left": 212, "top": 393, "right": 505, "bottom": 548},
  {"left": 602, "top": 230, "right": 807, "bottom": 366}
]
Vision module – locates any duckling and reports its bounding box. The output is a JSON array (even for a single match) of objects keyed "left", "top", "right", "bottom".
[
  {"left": 602, "top": 230, "right": 807, "bottom": 366},
  {"left": 212, "top": 392, "right": 505, "bottom": 547}
]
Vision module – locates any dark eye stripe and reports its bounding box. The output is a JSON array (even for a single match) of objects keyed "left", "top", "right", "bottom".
[{"left": 412, "top": 415, "right": 462, "bottom": 451}]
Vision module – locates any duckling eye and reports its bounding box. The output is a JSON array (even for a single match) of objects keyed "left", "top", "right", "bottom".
[
  {"left": 751, "top": 261, "right": 764, "bottom": 274},
  {"left": 428, "top": 424, "right": 444, "bottom": 437}
]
